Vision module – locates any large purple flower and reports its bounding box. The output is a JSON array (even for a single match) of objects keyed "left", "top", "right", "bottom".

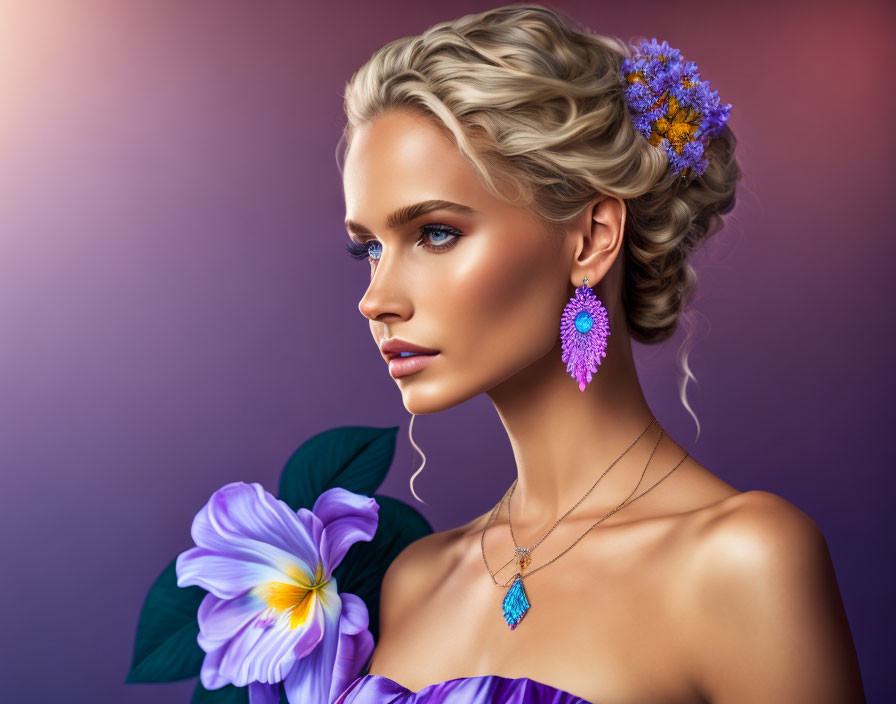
[{"left": 175, "top": 481, "right": 378, "bottom": 704}]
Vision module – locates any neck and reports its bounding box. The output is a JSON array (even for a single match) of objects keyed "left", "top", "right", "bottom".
[{"left": 486, "top": 321, "right": 662, "bottom": 540}]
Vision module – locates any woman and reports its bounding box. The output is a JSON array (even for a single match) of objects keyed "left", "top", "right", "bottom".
[{"left": 334, "top": 4, "right": 864, "bottom": 703}]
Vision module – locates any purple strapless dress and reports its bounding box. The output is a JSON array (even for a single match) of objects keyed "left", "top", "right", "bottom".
[{"left": 334, "top": 673, "right": 595, "bottom": 703}]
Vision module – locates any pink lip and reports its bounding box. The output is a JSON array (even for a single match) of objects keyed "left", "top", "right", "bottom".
[
  {"left": 380, "top": 338, "right": 440, "bottom": 359},
  {"left": 387, "top": 352, "right": 439, "bottom": 379}
]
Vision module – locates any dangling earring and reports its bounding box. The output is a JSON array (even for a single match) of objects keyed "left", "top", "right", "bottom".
[{"left": 560, "top": 275, "right": 611, "bottom": 391}]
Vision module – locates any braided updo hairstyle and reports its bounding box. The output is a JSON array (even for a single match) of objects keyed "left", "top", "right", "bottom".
[{"left": 338, "top": 3, "right": 742, "bottom": 445}]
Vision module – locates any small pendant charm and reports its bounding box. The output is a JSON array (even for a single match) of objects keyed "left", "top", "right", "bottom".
[
  {"left": 502, "top": 573, "right": 531, "bottom": 630},
  {"left": 515, "top": 546, "right": 531, "bottom": 572}
]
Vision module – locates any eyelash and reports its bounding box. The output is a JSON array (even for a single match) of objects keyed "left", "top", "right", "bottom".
[{"left": 344, "top": 224, "right": 462, "bottom": 261}]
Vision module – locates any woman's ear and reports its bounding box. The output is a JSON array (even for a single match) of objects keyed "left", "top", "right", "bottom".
[{"left": 570, "top": 195, "right": 625, "bottom": 286}]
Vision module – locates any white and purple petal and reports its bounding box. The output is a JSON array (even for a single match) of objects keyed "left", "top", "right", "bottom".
[
  {"left": 190, "top": 482, "right": 320, "bottom": 570},
  {"left": 199, "top": 642, "right": 230, "bottom": 690},
  {"left": 176, "top": 547, "right": 292, "bottom": 599},
  {"left": 312, "top": 488, "right": 379, "bottom": 578},
  {"left": 248, "top": 680, "right": 281, "bottom": 704},
  {"left": 280, "top": 591, "right": 347, "bottom": 704},
  {"left": 328, "top": 593, "right": 375, "bottom": 702},
  {"left": 196, "top": 590, "right": 266, "bottom": 650},
  {"left": 217, "top": 584, "right": 330, "bottom": 686}
]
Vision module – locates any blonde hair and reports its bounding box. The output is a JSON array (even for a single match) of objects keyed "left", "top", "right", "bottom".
[{"left": 338, "top": 3, "right": 742, "bottom": 477}]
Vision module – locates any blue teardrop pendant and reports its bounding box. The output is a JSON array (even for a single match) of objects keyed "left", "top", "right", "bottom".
[{"left": 502, "top": 573, "right": 530, "bottom": 630}]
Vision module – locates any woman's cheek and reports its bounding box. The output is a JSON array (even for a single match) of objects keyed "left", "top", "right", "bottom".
[{"left": 433, "top": 230, "right": 561, "bottom": 375}]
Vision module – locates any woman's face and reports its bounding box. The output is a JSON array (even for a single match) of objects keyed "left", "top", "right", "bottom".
[{"left": 342, "top": 109, "right": 575, "bottom": 414}]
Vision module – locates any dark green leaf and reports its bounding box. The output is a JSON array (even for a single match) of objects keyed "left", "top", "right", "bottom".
[
  {"left": 278, "top": 426, "right": 399, "bottom": 512},
  {"left": 126, "top": 556, "right": 206, "bottom": 682},
  {"left": 191, "top": 680, "right": 250, "bottom": 704}
]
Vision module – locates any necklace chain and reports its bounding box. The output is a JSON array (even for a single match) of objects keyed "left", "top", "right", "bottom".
[
  {"left": 508, "top": 419, "right": 659, "bottom": 553},
  {"left": 480, "top": 422, "right": 689, "bottom": 587},
  {"left": 480, "top": 417, "right": 656, "bottom": 579},
  {"left": 503, "top": 428, "right": 664, "bottom": 584}
]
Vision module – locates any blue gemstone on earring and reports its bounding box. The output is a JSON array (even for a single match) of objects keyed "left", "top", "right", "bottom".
[{"left": 574, "top": 310, "right": 594, "bottom": 334}]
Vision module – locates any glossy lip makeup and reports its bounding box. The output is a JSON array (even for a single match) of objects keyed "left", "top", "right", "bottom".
[
  {"left": 380, "top": 338, "right": 440, "bottom": 379},
  {"left": 387, "top": 352, "right": 439, "bottom": 378}
]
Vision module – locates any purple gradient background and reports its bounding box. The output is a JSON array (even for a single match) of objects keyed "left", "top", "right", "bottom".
[{"left": 1, "top": 1, "right": 892, "bottom": 701}]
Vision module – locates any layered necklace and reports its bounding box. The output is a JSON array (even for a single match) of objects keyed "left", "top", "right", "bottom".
[{"left": 480, "top": 417, "right": 689, "bottom": 629}]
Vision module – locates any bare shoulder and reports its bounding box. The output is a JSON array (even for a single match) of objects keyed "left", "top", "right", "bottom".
[
  {"left": 698, "top": 489, "right": 823, "bottom": 560},
  {"left": 377, "top": 527, "right": 457, "bottom": 634},
  {"left": 681, "top": 490, "right": 865, "bottom": 702},
  {"left": 688, "top": 489, "right": 832, "bottom": 610}
]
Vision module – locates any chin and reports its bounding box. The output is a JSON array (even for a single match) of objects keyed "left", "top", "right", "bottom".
[
  {"left": 400, "top": 364, "right": 514, "bottom": 414},
  {"left": 398, "top": 378, "right": 477, "bottom": 415}
]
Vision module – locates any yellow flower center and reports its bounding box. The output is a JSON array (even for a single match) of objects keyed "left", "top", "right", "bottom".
[
  {"left": 253, "top": 561, "right": 330, "bottom": 630},
  {"left": 651, "top": 94, "right": 701, "bottom": 152}
]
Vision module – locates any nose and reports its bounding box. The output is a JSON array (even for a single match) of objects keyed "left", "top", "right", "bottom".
[{"left": 357, "top": 253, "right": 411, "bottom": 323}]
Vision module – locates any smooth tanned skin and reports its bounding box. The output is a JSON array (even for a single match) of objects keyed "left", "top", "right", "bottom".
[{"left": 341, "top": 109, "right": 865, "bottom": 703}]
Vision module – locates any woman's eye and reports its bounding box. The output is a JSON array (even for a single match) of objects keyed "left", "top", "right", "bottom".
[
  {"left": 344, "top": 239, "right": 382, "bottom": 261},
  {"left": 418, "top": 224, "right": 461, "bottom": 252},
  {"left": 344, "top": 223, "right": 462, "bottom": 262}
]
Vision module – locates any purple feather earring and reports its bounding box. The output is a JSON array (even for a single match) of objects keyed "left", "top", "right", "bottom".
[{"left": 560, "top": 275, "right": 611, "bottom": 391}]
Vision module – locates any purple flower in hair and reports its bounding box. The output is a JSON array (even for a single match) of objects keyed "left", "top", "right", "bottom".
[
  {"left": 620, "top": 38, "right": 732, "bottom": 179},
  {"left": 175, "top": 482, "right": 378, "bottom": 704}
]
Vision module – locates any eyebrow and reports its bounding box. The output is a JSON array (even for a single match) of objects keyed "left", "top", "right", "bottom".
[{"left": 345, "top": 199, "right": 476, "bottom": 235}]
